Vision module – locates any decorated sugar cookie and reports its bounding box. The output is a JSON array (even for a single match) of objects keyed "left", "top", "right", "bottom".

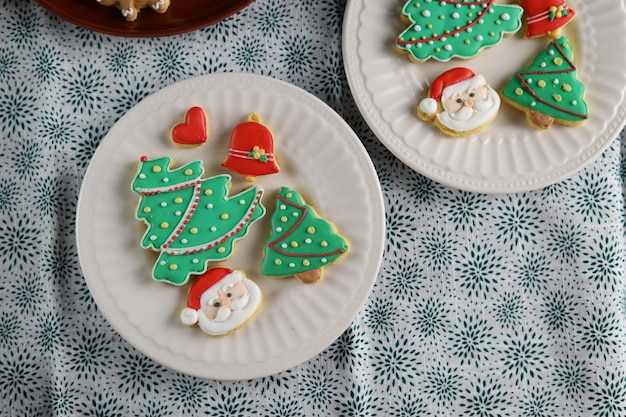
[
  {"left": 131, "top": 156, "right": 265, "bottom": 286},
  {"left": 396, "top": 0, "right": 523, "bottom": 63},
  {"left": 222, "top": 113, "right": 279, "bottom": 182},
  {"left": 261, "top": 187, "right": 349, "bottom": 284},
  {"left": 520, "top": 0, "right": 575, "bottom": 39},
  {"left": 180, "top": 267, "right": 262, "bottom": 337},
  {"left": 418, "top": 67, "right": 500, "bottom": 137},
  {"left": 95, "top": 0, "right": 169, "bottom": 22},
  {"left": 171, "top": 107, "right": 209, "bottom": 147},
  {"left": 500, "top": 36, "right": 588, "bottom": 129}
]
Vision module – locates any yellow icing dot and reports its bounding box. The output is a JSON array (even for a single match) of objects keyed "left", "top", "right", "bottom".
[
  {"left": 421, "top": 35, "right": 427, "bottom": 40},
  {"left": 174, "top": 197, "right": 183, "bottom": 204},
  {"left": 204, "top": 189, "right": 213, "bottom": 196},
  {"left": 169, "top": 264, "right": 178, "bottom": 270},
  {"left": 290, "top": 241, "right": 299, "bottom": 248},
  {"left": 286, "top": 193, "right": 293, "bottom": 198},
  {"left": 184, "top": 169, "right": 193, "bottom": 175},
  {"left": 537, "top": 80, "right": 546, "bottom": 88},
  {"left": 495, "top": 20, "right": 501, "bottom": 24},
  {"left": 281, "top": 216, "right": 288, "bottom": 223},
  {"left": 152, "top": 166, "right": 161, "bottom": 173},
  {"left": 455, "top": 26, "right": 461, "bottom": 30},
  {"left": 217, "top": 247, "right": 226, "bottom": 253},
  {"left": 321, "top": 241, "right": 328, "bottom": 247},
  {"left": 190, "top": 227, "right": 198, "bottom": 234},
  {"left": 426, "top": 23, "right": 432, "bottom": 29},
  {"left": 553, "top": 57, "right": 563, "bottom": 66},
  {"left": 307, "top": 226, "right": 316, "bottom": 234},
  {"left": 220, "top": 213, "right": 229, "bottom": 220},
  {"left": 515, "top": 88, "right": 524, "bottom": 96},
  {"left": 303, "top": 260, "right": 310, "bottom": 267},
  {"left": 160, "top": 222, "right": 169, "bottom": 228},
  {"left": 439, "top": 15, "right": 444, "bottom": 20},
  {"left": 435, "top": 47, "right": 441, "bottom": 52},
  {"left": 561, "top": 84, "right": 572, "bottom": 92},
  {"left": 553, "top": 94, "right": 562, "bottom": 102},
  {"left": 489, "top": 31, "right": 495, "bottom": 36},
  {"left": 274, "top": 259, "right": 282, "bottom": 266},
  {"left": 143, "top": 207, "right": 151, "bottom": 213},
  {"left": 410, "top": 37, "right": 416, "bottom": 41},
  {"left": 467, "top": 12, "right": 473, "bottom": 17},
  {"left": 562, "top": 42, "right": 570, "bottom": 49},
  {"left": 464, "top": 40, "right": 470, "bottom": 45}
]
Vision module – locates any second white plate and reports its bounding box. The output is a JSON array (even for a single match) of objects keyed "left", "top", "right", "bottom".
[
  {"left": 76, "top": 73, "right": 385, "bottom": 380},
  {"left": 343, "top": 0, "right": 626, "bottom": 193}
]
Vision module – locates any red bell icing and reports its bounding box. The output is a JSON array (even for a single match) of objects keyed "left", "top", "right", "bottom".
[
  {"left": 222, "top": 113, "right": 280, "bottom": 181},
  {"left": 521, "top": 0, "right": 575, "bottom": 38}
]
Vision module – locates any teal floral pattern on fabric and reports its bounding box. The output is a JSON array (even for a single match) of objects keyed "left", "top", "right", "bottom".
[{"left": 0, "top": 0, "right": 625, "bottom": 415}]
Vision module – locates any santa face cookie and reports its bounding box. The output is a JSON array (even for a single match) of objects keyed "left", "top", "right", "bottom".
[
  {"left": 418, "top": 67, "right": 500, "bottom": 137},
  {"left": 521, "top": 0, "right": 575, "bottom": 39},
  {"left": 180, "top": 267, "right": 262, "bottom": 336},
  {"left": 131, "top": 156, "right": 265, "bottom": 286},
  {"left": 396, "top": 0, "right": 523, "bottom": 63},
  {"left": 500, "top": 36, "right": 587, "bottom": 129}
]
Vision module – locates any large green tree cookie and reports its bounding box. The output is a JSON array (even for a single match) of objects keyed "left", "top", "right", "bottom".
[
  {"left": 261, "top": 187, "right": 349, "bottom": 283},
  {"left": 131, "top": 156, "right": 265, "bottom": 285},
  {"left": 396, "top": 0, "right": 522, "bottom": 62}
]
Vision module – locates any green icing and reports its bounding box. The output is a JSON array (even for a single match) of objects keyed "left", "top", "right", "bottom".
[
  {"left": 131, "top": 156, "right": 265, "bottom": 286},
  {"left": 501, "top": 36, "right": 588, "bottom": 122},
  {"left": 261, "top": 187, "right": 349, "bottom": 277},
  {"left": 396, "top": 0, "right": 522, "bottom": 62}
]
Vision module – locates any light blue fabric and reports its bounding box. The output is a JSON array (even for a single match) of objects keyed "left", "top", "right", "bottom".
[{"left": 1, "top": 0, "right": 625, "bottom": 415}]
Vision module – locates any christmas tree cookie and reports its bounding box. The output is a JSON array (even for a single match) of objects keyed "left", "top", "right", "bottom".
[
  {"left": 131, "top": 156, "right": 265, "bottom": 286},
  {"left": 261, "top": 187, "right": 349, "bottom": 284},
  {"left": 500, "top": 36, "right": 588, "bottom": 129},
  {"left": 396, "top": 0, "right": 523, "bottom": 63}
]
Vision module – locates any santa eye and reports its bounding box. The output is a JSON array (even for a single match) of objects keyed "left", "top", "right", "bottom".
[
  {"left": 469, "top": 92, "right": 475, "bottom": 98},
  {"left": 213, "top": 302, "right": 221, "bottom": 307},
  {"left": 456, "top": 98, "right": 462, "bottom": 103},
  {"left": 227, "top": 292, "right": 232, "bottom": 298}
]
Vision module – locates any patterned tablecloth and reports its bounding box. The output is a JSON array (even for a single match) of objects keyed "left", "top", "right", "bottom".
[{"left": 1, "top": 0, "right": 625, "bottom": 416}]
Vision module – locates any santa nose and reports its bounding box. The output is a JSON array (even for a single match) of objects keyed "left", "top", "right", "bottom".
[
  {"left": 463, "top": 99, "right": 474, "bottom": 108},
  {"left": 221, "top": 298, "right": 231, "bottom": 308}
]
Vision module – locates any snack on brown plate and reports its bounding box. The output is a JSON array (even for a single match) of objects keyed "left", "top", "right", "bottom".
[{"left": 95, "top": 0, "right": 170, "bottom": 22}]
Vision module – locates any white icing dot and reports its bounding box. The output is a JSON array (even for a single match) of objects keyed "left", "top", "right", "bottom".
[
  {"left": 444, "top": 44, "right": 452, "bottom": 51},
  {"left": 466, "top": 27, "right": 472, "bottom": 33},
  {"left": 159, "top": 260, "right": 166, "bottom": 265},
  {"left": 488, "top": 8, "right": 494, "bottom": 13},
  {"left": 441, "top": 37, "right": 447, "bottom": 42},
  {"left": 548, "top": 50, "right": 555, "bottom": 55},
  {"left": 553, "top": 79, "right": 560, "bottom": 85},
  {"left": 530, "top": 101, "right": 537, "bottom": 107},
  {"left": 150, "top": 235, "right": 157, "bottom": 241},
  {"left": 527, "top": 78, "right": 533, "bottom": 84},
  {"left": 292, "top": 212, "right": 299, "bottom": 217},
  {"left": 479, "top": 19, "right": 484, "bottom": 24},
  {"left": 421, "top": 10, "right": 431, "bottom": 17},
  {"left": 540, "top": 62, "right": 547, "bottom": 68},
  {"left": 276, "top": 227, "right": 283, "bottom": 232},
  {"left": 139, "top": 174, "right": 146, "bottom": 179},
  {"left": 482, "top": 2, "right": 488, "bottom": 7},
  {"left": 175, "top": 211, "right": 182, "bottom": 216},
  {"left": 181, "top": 238, "right": 188, "bottom": 244},
  {"left": 239, "top": 199, "right": 246, "bottom": 205},
  {"left": 416, "top": 43, "right": 423, "bottom": 48},
  {"left": 280, "top": 205, "right": 286, "bottom": 210},
  {"left": 210, "top": 226, "right": 217, "bottom": 232},
  {"left": 456, "top": 3, "right": 461, "bottom": 8},
  {"left": 414, "top": 24, "right": 421, "bottom": 31},
  {"left": 469, "top": 4, "right": 475, "bottom": 9},
  {"left": 160, "top": 202, "right": 167, "bottom": 207},
  {"left": 439, "top": 1, "right": 445, "bottom": 5},
  {"left": 428, "top": 40, "right": 434, "bottom": 45},
  {"left": 475, "top": 35, "right": 483, "bottom": 41},
  {"left": 192, "top": 259, "right": 199, "bottom": 264},
  {"left": 305, "top": 238, "right": 312, "bottom": 244},
  {"left": 501, "top": 13, "right": 510, "bottom": 20},
  {"left": 289, "top": 263, "right": 296, "bottom": 268},
  {"left": 206, "top": 203, "right": 213, "bottom": 209},
  {"left": 321, "top": 258, "right": 328, "bottom": 263},
  {"left": 163, "top": 177, "right": 169, "bottom": 183},
  {"left": 281, "top": 243, "right": 288, "bottom": 249},
  {"left": 454, "top": 33, "right": 460, "bottom": 37},
  {"left": 571, "top": 100, "right": 577, "bottom": 105},
  {"left": 452, "top": 12, "right": 460, "bottom": 18}
]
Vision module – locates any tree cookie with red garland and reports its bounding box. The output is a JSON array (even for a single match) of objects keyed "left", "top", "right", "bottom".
[
  {"left": 131, "top": 156, "right": 265, "bottom": 286},
  {"left": 500, "top": 36, "right": 588, "bottom": 129},
  {"left": 520, "top": 0, "right": 575, "bottom": 39},
  {"left": 396, "top": 0, "right": 523, "bottom": 63},
  {"left": 261, "top": 187, "right": 349, "bottom": 284},
  {"left": 418, "top": 67, "right": 501, "bottom": 137}
]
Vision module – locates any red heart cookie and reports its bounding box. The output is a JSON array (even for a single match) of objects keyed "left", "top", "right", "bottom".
[{"left": 171, "top": 107, "right": 209, "bottom": 147}]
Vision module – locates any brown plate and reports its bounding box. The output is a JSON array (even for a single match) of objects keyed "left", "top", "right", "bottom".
[{"left": 36, "top": 0, "right": 255, "bottom": 37}]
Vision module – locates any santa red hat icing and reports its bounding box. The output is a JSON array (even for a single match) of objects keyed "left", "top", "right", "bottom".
[
  {"left": 180, "top": 267, "right": 242, "bottom": 326},
  {"left": 419, "top": 67, "right": 487, "bottom": 116}
]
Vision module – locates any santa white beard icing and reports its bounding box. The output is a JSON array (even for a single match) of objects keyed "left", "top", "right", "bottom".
[
  {"left": 418, "top": 67, "right": 500, "bottom": 137},
  {"left": 180, "top": 267, "right": 262, "bottom": 336}
]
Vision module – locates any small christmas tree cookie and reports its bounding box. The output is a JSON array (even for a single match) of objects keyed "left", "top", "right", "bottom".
[
  {"left": 396, "top": 0, "right": 523, "bottom": 63},
  {"left": 500, "top": 36, "right": 588, "bottom": 129},
  {"left": 131, "top": 156, "right": 265, "bottom": 286},
  {"left": 261, "top": 187, "right": 349, "bottom": 284}
]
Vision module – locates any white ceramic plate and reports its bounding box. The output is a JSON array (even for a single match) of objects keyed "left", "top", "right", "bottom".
[
  {"left": 76, "top": 73, "right": 385, "bottom": 380},
  {"left": 343, "top": 0, "right": 626, "bottom": 193}
]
